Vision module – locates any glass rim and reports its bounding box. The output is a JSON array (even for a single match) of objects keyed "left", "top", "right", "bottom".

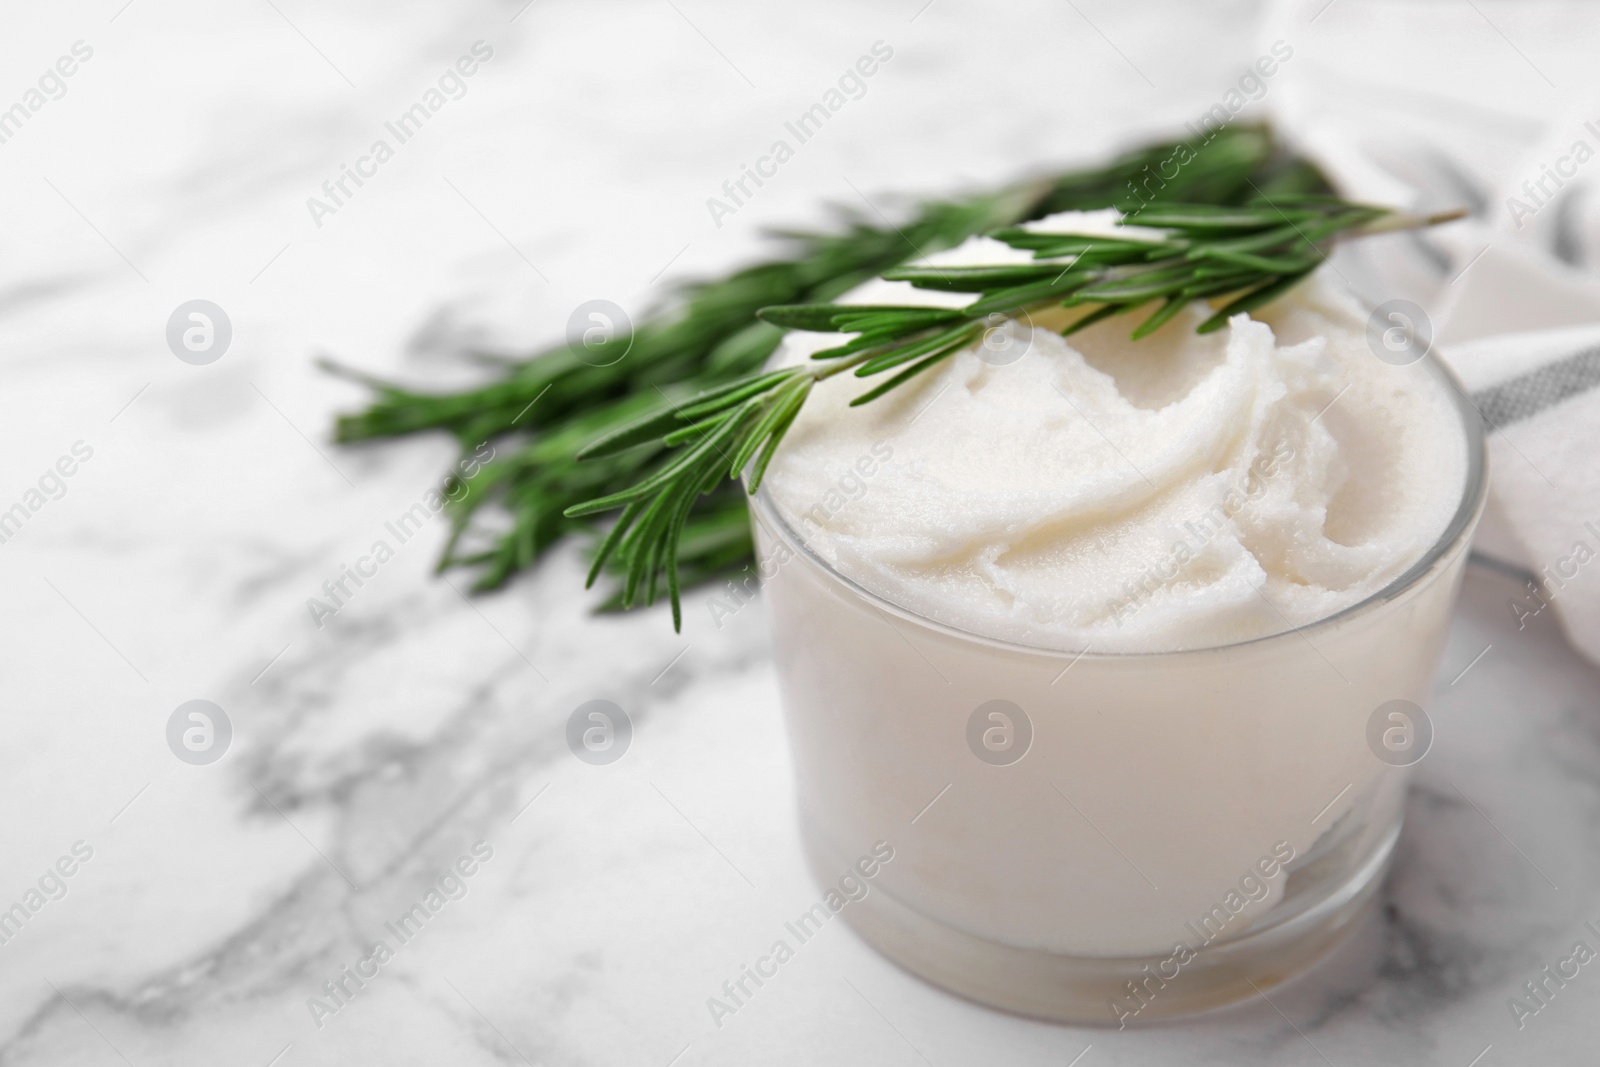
[{"left": 750, "top": 349, "right": 1489, "bottom": 661}]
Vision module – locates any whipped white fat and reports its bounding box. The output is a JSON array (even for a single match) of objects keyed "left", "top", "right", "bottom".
[{"left": 761, "top": 212, "right": 1469, "bottom": 652}]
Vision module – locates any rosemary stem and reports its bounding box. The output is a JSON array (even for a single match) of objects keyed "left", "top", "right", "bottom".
[
  {"left": 812, "top": 348, "right": 885, "bottom": 381},
  {"left": 1349, "top": 207, "right": 1469, "bottom": 237}
]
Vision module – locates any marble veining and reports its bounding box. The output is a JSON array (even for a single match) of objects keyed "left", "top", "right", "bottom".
[{"left": 0, "top": 1, "right": 1594, "bottom": 1064}]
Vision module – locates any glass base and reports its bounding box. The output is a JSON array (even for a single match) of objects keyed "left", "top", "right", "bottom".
[{"left": 804, "top": 820, "right": 1398, "bottom": 1026}]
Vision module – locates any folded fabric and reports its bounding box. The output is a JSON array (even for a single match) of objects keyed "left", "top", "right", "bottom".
[{"left": 1453, "top": 323, "right": 1600, "bottom": 656}]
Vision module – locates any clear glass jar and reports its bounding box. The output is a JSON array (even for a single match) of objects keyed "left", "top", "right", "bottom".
[{"left": 750, "top": 355, "right": 1487, "bottom": 1025}]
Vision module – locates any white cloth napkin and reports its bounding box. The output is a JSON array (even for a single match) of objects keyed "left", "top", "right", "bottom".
[{"left": 1257, "top": 0, "right": 1600, "bottom": 662}]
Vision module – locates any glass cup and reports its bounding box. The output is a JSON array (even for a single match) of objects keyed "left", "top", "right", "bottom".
[{"left": 749, "top": 353, "right": 1487, "bottom": 1025}]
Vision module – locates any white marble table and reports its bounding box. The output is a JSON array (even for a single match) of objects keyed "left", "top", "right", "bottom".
[{"left": 1, "top": 1, "right": 1595, "bottom": 1064}]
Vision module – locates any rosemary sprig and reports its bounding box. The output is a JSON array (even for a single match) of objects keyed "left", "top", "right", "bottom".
[
  {"left": 563, "top": 198, "right": 1465, "bottom": 626},
  {"left": 327, "top": 125, "right": 1336, "bottom": 618},
  {"left": 558, "top": 309, "right": 985, "bottom": 627}
]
